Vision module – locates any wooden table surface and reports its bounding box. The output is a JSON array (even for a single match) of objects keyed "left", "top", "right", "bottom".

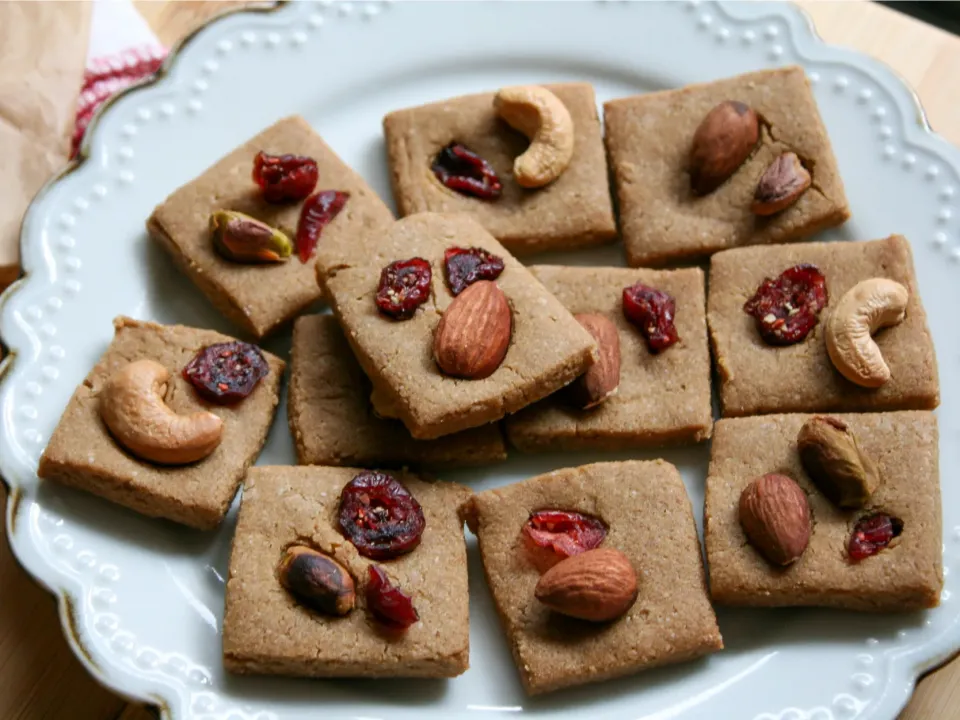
[{"left": 2, "top": 2, "right": 960, "bottom": 718}]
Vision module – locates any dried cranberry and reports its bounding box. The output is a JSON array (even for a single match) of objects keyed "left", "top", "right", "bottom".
[
  {"left": 743, "top": 263, "right": 828, "bottom": 346},
  {"left": 252, "top": 151, "right": 318, "bottom": 203},
  {"left": 366, "top": 565, "right": 418, "bottom": 630},
  {"left": 523, "top": 510, "right": 607, "bottom": 561},
  {"left": 295, "top": 190, "right": 349, "bottom": 263},
  {"left": 375, "top": 258, "right": 432, "bottom": 320},
  {"left": 622, "top": 283, "right": 680, "bottom": 353},
  {"left": 443, "top": 246, "right": 505, "bottom": 296},
  {"left": 848, "top": 513, "right": 903, "bottom": 561},
  {"left": 338, "top": 471, "right": 425, "bottom": 560},
  {"left": 432, "top": 143, "right": 502, "bottom": 200},
  {"left": 182, "top": 341, "right": 269, "bottom": 404}
]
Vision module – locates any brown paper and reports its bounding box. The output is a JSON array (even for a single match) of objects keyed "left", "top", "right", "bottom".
[{"left": 0, "top": 1, "right": 91, "bottom": 292}]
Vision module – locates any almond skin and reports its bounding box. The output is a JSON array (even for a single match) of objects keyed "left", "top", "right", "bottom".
[
  {"left": 534, "top": 547, "right": 638, "bottom": 622},
  {"left": 434, "top": 280, "right": 512, "bottom": 379},
  {"left": 751, "top": 151, "right": 811, "bottom": 215},
  {"left": 689, "top": 100, "right": 760, "bottom": 195},
  {"left": 566, "top": 313, "right": 621, "bottom": 409},
  {"left": 738, "top": 473, "right": 811, "bottom": 566}
]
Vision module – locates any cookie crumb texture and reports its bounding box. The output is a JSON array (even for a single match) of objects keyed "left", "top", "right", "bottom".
[
  {"left": 147, "top": 114, "right": 394, "bottom": 340},
  {"left": 505, "top": 265, "right": 713, "bottom": 451},
  {"left": 471, "top": 460, "right": 722, "bottom": 695},
  {"left": 603, "top": 66, "right": 850, "bottom": 267},
  {"left": 383, "top": 83, "right": 617, "bottom": 255},
  {"left": 222, "top": 466, "right": 473, "bottom": 678},
  {"left": 36, "top": 316, "right": 284, "bottom": 529},
  {"left": 705, "top": 411, "right": 943, "bottom": 611},
  {"left": 708, "top": 234, "right": 939, "bottom": 416}
]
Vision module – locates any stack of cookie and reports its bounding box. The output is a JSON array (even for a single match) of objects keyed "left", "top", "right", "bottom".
[{"left": 37, "top": 66, "right": 941, "bottom": 695}]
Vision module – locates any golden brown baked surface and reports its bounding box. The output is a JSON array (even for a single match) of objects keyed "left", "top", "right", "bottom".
[
  {"left": 469, "top": 460, "right": 723, "bottom": 695},
  {"left": 708, "top": 234, "right": 939, "bottom": 416},
  {"left": 37, "top": 316, "right": 284, "bottom": 529},
  {"left": 603, "top": 66, "right": 850, "bottom": 267},
  {"left": 383, "top": 82, "right": 617, "bottom": 254},
  {"left": 705, "top": 411, "right": 942, "bottom": 611},
  {"left": 147, "top": 114, "right": 394, "bottom": 340},
  {"left": 505, "top": 265, "right": 713, "bottom": 451},
  {"left": 222, "top": 465, "right": 472, "bottom": 678},
  {"left": 288, "top": 314, "right": 507, "bottom": 468},
  {"left": 316, "top": 212, "right": 598, "bottom": 440}
]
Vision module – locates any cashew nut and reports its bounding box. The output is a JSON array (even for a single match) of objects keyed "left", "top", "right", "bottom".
[
  {"left": 494, "top": 85, "right": 574, "bottom": 188},
  {"left": 825, "top": 278, "right": 909, "bottom": 388},
  {"left": 99, "top": 359, "right": 223, "bottom": 465}
]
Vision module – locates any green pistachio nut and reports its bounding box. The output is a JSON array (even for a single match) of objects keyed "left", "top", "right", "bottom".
[{"left": 210, "top": 210, "right": 292, "bottom": 263}]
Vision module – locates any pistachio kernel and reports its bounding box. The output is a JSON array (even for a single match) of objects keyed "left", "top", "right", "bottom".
[
  {"left": 210, "top": 210, "right": 292, "bottom": 263},
  {"left": 797, "top": 416, "right": 880, "bottom": 509},
  {"left": 277, "top": 545, "right": 355, "bottom": 616}
]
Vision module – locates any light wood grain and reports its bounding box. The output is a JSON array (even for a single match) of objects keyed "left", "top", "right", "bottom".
[{"left": 1, "top": 2, "right": 959, "bottom": 719}]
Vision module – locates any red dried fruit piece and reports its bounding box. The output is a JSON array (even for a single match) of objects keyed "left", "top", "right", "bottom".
[
  {"left": 523, "top": 510, "right": 607, "bottom": 562},
  {"left": 295, "top": 190, "right": 349, "bottom": 263},
  {"left": 848, "top": 513, "right": 903, "bottom": 561},
  {"left": 443, "top": 246, "right": 505, "bottom": 296},
  {"left": 743, "top": 263, "right": 829, "bottom": 346},
  {"left": 366, "top": 565, "right": 419, "bottom": 630},
  {"left": 375, "top": 258, "right": 432, "bottom": 320},
  {"left": 622, "top": 283, "right": 680, "bottom": 353},
  {"left": 432, "top": 142, "right": 503, "bottom": 200},
  {"left": 338, "top": 471, "right": 426, "bottom": 560},
  {"left": 252, "top": 151, "right": 319, "bottom": 203},
  {"left": 182, "top": 341, "right": 269, "bottom": 405}
]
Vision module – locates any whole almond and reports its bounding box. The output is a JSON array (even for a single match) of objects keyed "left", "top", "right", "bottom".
[
  {"left": 534, "top": 547, "right": 638, "bottom": 622},
  {"left": 738, "top": 473, "right": 811, "bottom": 566},
  {"left": 689, "top": 100, "right": 760, "bottom": 195},
  {"left": 434, "top": 280, "right": 512, "bottom": 379},
  {"left": 566, "top": 313, "right": 621, "bottom": 410},
  {"left": 751, "top": 151, "right": 811, "bottom": 216}
]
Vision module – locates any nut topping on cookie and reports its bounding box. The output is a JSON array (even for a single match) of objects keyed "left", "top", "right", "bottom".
[
  {"left": 252, "top": 151, "right": 319, "bottom": 203},
  {"left": 797, "top": 416, "right": 879, "bottom": 509},
  {"left": 366, "top": 565, "right": 419, "bottom": 630},
  {"left": 444, "top": 246, "right": 505, "bottom": 296},
  {"left": 534, "top": 547, "right": 638, "bottom": 622},
  {"left": 183, "top": 341, "right": 270, "bottom": 405},
  {"left": 278, "top": 546, "right": 355, "bottom": 616},
  {"left": 434, "top": 280, "right": 512, "bottom": 379},
  {"left": 848, "top": 513, "right": 903, "bottom": 561},
  {"left": 739, "top": 473, "right": 811, "bottom": 566},
  {"left": 743, "top": 263, "right": 828, "bottom": 346},
  {"left": 210, "top": 210, "right": 292, "bottom": 263},
  {"left": 295, "top": 190, "right": 349, "bottom": 263},
  {"left": 375, "top": 257, "right": 432, "bottom": 320},
  {"left": 752, "top": 152, "right": 811, "bottom": 216},
  {"left": 432, "top": 142, "right": 503, "bottom": 200},
  {"left": 566, "top": 313, "right": 621, "bottom": 410},
  {"left": 494, "top": 85, "right": 575, "bottom": 188},
  {"left": 689, "top": 100, "right": 760, "bottom": 195},
  {"left": 622, "top": 282, "right": 679, "bottom": 353},
  {"left": 338, "top": 471, "right": 425, "bottom": 560}
]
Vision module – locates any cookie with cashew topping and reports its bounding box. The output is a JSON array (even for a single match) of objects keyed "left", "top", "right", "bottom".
[
  {"left": 826, "top": 278, "right": 909, "bottom": 388},
  {"left": 38, "top": 316, "right": 285, "bottom": 529},
  {"left": 99, "top": 359, "right": 224, "bottom": 465},
  {"left": 494, "top": 85, "right": 574, "bottom": 189}
]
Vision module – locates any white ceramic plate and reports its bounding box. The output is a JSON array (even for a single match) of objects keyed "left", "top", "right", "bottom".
[{"left": 3, "top": 2, "right": 960, "bottom": 718}]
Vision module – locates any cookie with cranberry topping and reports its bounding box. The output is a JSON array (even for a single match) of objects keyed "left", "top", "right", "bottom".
[{"left": 223, "top": 465, "right": 473, "bottom": 678}]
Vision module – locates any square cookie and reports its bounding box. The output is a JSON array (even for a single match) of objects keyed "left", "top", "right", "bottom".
[
  {"left": 147, "top": 114, "right": 394, "bottom": 340},
  {"left": 604, "top": 66, "right": 850, "bottom": 267},
  {"left": 504, "top": 265, "right": 713, "bottom": 451},
  {"left": 289, "top": 313, "right": 507, "bottom": 468},
  {"left": 37, "top": 316, "right": 284, "bottom": 529},
  {"left": 708, "top": 234, "right": 939, "bottom": 417},
  {"left": 705, "top": 411, "right": 942, "bottom": 611},
  {"left": 222, "top": 465, "right": 472, "bottom": 678},
  {"left": 383, "top": 82, "right": 617, "bottom": 255},
  {"left": 316, "top": 212, "right": 598, "bottom": 440},
  {"left": 468, "top": 460, "right": 723, "bottom": 695}
]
